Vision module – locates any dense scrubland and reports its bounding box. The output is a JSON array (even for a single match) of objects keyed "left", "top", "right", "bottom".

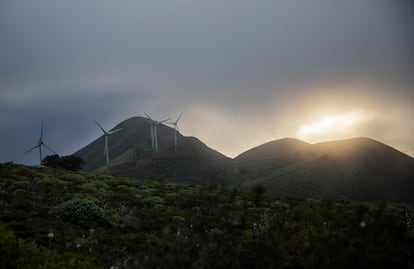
[{"left": 1, "top": 163, "right": 413, "bottom": 268}]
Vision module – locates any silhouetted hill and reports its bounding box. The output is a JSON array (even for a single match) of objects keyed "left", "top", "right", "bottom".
[
  {"left": 234, "top": 137, "right": 414, "bottom": 202},
  {"left": 236, "top": 138, "right": 314, "bottom": 160},
  {"left": 74, "top": 117, "right": 231, "bottom": 184}
]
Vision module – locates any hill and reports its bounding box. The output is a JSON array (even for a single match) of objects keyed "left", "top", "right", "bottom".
[
  {"left": 74, "top": 117, "right": 231, "bottom": 185},
  {"left": 236, "top": 138, "right": 313, "bottom": 160},
  {"left": 73, "top": 117, "right": 414, "bottom": 202},
  {"left": 1, "top": 163, "right": 413, "bottom": 268},
  {"left": 233, "top": 137, "right": 414, "bottom": 203}
]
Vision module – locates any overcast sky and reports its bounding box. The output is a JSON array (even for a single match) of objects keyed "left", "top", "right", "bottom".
[{"left": 1, "top": 0, "right": 413, "bottom": 164}]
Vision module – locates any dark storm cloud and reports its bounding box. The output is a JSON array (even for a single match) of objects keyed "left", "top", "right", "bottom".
[{"left": 1, "top": 0, "right": 413, "bottom": 162}]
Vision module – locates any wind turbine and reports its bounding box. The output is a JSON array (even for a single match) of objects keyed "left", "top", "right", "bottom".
[
  {"left": 167, "top": 113, "right": 183, "bottom": 151},
  {"left": 26, "top": 121, "right": 57, "bottom": 166},
  {"left": 144, "top": 113, "right": 156, "bottom": 150},
  {"left": 95, "top": 121, "right": 122, "bottom": 167},
  {"left": 144, "top": 113, "right": 169, "bottom": 153}
]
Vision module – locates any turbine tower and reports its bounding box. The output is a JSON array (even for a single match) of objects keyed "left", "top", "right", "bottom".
[
  {"left": 26, "top": 121, "right": 57, "bottom": 166},
  {"left": 144, "top": 113, "right": 169, "bottom": 153},
  {"left": 168, "top": 112, "right": 183, "bottom": 151},
  {"left": 95, "top": 121, "right": 122, "bottom": 168}
]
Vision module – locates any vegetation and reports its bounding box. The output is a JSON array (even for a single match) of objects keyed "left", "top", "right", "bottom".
[
  {"left": 1, "top": 163, "right": 413, "bottom": 268},
  {"left": 43, "top": 154, "right": 85, "bottom": 171}
]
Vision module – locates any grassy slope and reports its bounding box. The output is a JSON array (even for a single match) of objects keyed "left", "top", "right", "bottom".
[{"left": 1, "top": 163, "right": 414, "bottom": 268}]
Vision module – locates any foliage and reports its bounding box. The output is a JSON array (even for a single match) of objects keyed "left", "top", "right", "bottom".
[
  {"left": 0, "top": 224, "right": 102, "bottom": 268},
  {"left": 43, "top": 154, "right": 85, "bottom": 171},
  {"left": 0, "top": 163, "right": 413, "bottom": 268},
  {"left": 79, "top": 181, "right": 108, "bottom": 193},
  {"left": 60, "top": 173, "right": 87, "bottom": 184},
  {"left": 37, "top": 176, "right": 72, "bottom": 188},
  {"left": 48, "top": 196, "right": 105, "bottom": 225}
]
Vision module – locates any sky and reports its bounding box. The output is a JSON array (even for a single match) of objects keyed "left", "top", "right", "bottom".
[{"left": 1, "top": 0, "right": 413, "bottom": 164}]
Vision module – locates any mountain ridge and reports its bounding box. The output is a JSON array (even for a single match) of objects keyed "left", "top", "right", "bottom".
[
  {"left": 73, "top": 117, "right": 414, "bottom": 202},
  {"left": 236, "top": 137, "right": 414, "bottom": 161}
]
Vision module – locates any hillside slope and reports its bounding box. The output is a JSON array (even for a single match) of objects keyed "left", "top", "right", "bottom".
[
  {"left": 234, "top": 137, "right": 414, "bottom": 202},
  {"left": 74, "top": 117, "right": 231, "bottom": 184}
]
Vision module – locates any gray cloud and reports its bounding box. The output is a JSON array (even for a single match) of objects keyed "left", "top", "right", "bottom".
[{"left": 0, "top": 0, "right": 413, "bottom": 163}]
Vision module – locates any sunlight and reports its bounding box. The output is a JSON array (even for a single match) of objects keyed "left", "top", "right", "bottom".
[{"left": 297, "top": 110, "right": 368, "bottom": 142}]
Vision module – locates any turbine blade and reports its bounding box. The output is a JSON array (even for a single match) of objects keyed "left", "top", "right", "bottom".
[
  {"left": 159, "top": 118, "right": 170, "bottom": 124},
  {"left": 40, "top": 120, "right": 44, "bottom": 141},
  {"left": 95, "top": 120, "right": 107, "bottom": 134},
  {"left": 43, "top": 144, "right": 57, "bottom": 155},
  {"left": 175, "top": 112, "right": 183, "bottom": 124},
  {"left": 144, "top": 112, "right": 153, "bottom": 120},
  {"left": 109, "top": 128, "right": 122, "bottom": 134},
  {"left": 25, "top": 145, "right": 39, "bottom": 154}
]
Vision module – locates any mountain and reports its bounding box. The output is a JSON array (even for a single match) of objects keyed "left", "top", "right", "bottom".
[
  {"left": 233, "top": 137, "right": 414, "bottom": 203},
  {"left": 236, "top": 138, "right": 314, "bottom": 161},
  {"left": 74, "top": 117, "right": 231, "bottom": 184},
  {"left": 74, "top": 117, "right": 414, "bottom": 202}
]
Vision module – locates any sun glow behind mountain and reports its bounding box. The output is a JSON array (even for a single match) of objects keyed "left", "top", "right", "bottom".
[{"left": 297, "top": 110, "right": 372, "bottom": 143}]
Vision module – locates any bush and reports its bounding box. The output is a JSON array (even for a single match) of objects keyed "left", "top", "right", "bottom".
[
  {"left": 48, "top": 197, "right": 105, "bottom": 224},
  {"left": 0, "top": 224, "right": 102, "bottom": 268},
  {"left": 79, "top": 181, "right": 108, "bottom": 193},
  {"left": 142, "top": 196, "right": 166, "bottom": 207},
  {"left": 0, "top": 224, "right": 19, "bottom": 268},
  {"left": 60, "top": 173, "right": 87, "bottom": 184},
  {"left": 36, "top": 177, "right": 72, "bottom": 188}
]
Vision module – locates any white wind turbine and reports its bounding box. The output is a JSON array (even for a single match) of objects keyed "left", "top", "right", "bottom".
[
  {"left": 168, "top": 113, "right": 183, "bottom": 151},
  {"left": 95, "top": 121, "right": 122, "bottom": 167},
  {"left": 26, "top": 121, "right": 57, "bottom": 166},
  {"left": 144, "top": 113, "right": 169, "bottom": 153},
  {"left": 144, "top": 113, "right": 156, "bottom": 150}
]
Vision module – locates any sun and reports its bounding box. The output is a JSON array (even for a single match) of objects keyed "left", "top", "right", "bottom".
[{"left": 297, "top": 110, "right": 368, "bottom": 142}]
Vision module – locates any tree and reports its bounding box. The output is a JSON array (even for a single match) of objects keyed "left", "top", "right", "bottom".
[
  {"left": 42, "top": 154, "right": 61, "bottom": 168},
  {"left": 252, "top": 184, "right": 265, "bottom": 206},
  {"left": 42, "top": 155, "right": 85, "bottom": 171},
  {"left": 60, "top": 155, "right": 85, "bottom": 171}
]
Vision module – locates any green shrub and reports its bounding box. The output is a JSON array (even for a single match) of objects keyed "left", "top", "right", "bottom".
[
  {"left": 0, "top": 224, "right": 102, "bottom": 268},
  {"left": 48, "top": 197, "right": 105, "bottom": 224},
  {"left": 11, "top": 181, "right": 30, "bottom": 189},
  {"left": 142, "top": 196, "right": 166, "bottom": 207},
  {"left": 60, "top": 173, "right": 87, "bottom": 184},
  {"left": 116, "top": 184, "right": 138, "bottom": 194},
  {"left": 36, "top": 177, "right": 72, "bottom": 187},
  {"left": 79, "top": 181, "right": 108, "bottom": 193},
  {"left": 0, "top": 224, "right": 19, "bottom": 268}
]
